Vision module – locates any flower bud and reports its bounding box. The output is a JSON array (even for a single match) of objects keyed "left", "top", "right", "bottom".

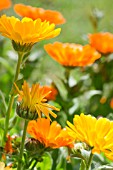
[
  {"left": 25, "top": 138, "right": 45, "bottom": 156},
  {"left": 16, "top": 104, "right": 38, "bottom": 120}
]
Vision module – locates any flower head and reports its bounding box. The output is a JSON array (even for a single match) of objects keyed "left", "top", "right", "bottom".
[
  {"left": 0, "top": 15, "right": 61, "bottom": 48},
  {"left": 89, "top": 32, "right": 113, "bottom": 54},
  {"left": 110, "top": 98, "right": 113, "bottom": 109},
  {"left": 4, "top": 135, "right": 13, "bottom": 154},
  {"left": 14, "top": 81, "right": 59, "bottom": 120},
  {"left": 67, "top": 113, "right": 113, "bottom": 159},
  {"left": 0, "top": 0, "right": 11, "bottom": 11},
  {"left": 40, "top": 85, "right": 58, "bottom": 101},
  {"left": 27, "top": 118, "right": 74, "bottom": 149},
  {"left": 44, "top": 42, "right": 101, "bottom": 67},
  {"left": 14, "top": 4, "right": 66, "bottom": 25}
]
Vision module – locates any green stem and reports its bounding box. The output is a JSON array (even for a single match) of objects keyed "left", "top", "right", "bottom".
[
  {"left": 3, "top": 52, "right": 23, "bottom": 142},
  {"left": 86, "top": 152, "right": 93, "bottom": 170},
  {"left": 17, "top": 119, "right": 28, "bottom": 170}
]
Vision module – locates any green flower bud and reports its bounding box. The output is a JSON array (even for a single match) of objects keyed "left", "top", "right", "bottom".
[{"left": 16, "top": 104, "right": 38, "bottom": 120}]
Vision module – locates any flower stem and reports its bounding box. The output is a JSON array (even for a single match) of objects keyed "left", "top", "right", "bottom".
[
  {"left": 17, "top": 119, "right": 28, "bottom": 170},
  {"left": 86, "top": 152, "right": 93, "bottom": 170},
  {"left": 3, "top": 52, "right": 23, "bottom": 142}
]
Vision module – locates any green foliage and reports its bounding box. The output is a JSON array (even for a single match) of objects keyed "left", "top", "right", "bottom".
[{"left": 36, "top": 153, "right": 53, "bottom": 170}]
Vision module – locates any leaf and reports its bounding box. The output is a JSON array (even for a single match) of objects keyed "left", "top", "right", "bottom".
[
  {"left": 56, "top": 156, "right": 66, "bottom": 170},
  {"left": 9, "top": 116, "right": 17, "bottom": 130},
  {"left": 96, "top": 165, "right": 113, "bottom": 170},
  {"left": 0, "top": 90, "right": 7, "bottom": 111},
  {"left": 53, "top": 76, "right": 68, "bottom": 101},
  {"left": 0, "top": 57, "right": 13, "bottom": 74},
  {"left": 79, "top": 160, "right": 86, "bottom": 170},
  {"left": 36, "top": 152, "right": 53, "bottom": 170},
  {"left": 0, "top": 127, "right": 4, "bottom": 145},
  {"left": 0, "top": 118, "right": 5, "bottom": 130}
]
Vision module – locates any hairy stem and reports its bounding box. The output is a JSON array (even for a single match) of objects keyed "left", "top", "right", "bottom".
[
  {"left": 3, "top": 52, "right": 23, "bottom": 142},
  {"left": 86, "top": 152, "right": 93, "bottom": 170},
  {"left": 17, "top": 119, "right": 28, "bottom": 170}
]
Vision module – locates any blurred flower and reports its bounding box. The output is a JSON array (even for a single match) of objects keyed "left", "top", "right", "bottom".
[
  {"left": 89, "top": 32, "right": 113, "bottom": 54},
  {"left": 4, "top": 135, "right": 13, "bottom": 154},
  {"left": 100, "top": 96, "right": 107, "bottom": 104},
  {"left": 40, "top": 85, "right": 58, "bottom": 101},
  {"left": 0, "top": 15, "right": 61, "bottom": 50},
  {"left": 44, "top": 42, "right": 101, "bottom": 67},
  {"left": 104, "top": 151, "right": 113, "bottom": 161},
  {"left": 14, "top": 81, "right": 59, "bottom": 120},
  {"left": 67, "top": 113, "right": 113, "bottom": 159},
  {"left": 14, "top": 4, "right": 66, "bottom": 25},
  {"left": 0, "top": 162, "right": 12, "bottom": 170},
  {"left": 2, "top": 135, "right": 14, "bottom": 161},
  {"left": 0, "top": 0, "right": 11, "bottom": 11},
  {"left": 27, "top": 118, "right": 74, "bottom": 149},
  {"left": 110, "top": 98, "right": 113, "bottom": 109}
]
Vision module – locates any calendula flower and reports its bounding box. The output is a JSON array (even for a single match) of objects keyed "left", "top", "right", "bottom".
[
  {"left": 110, "top": 98, "right": 113, "bottom": 109},
  {"left": 14, "top": 81, "right": 59, "bottom": 120},
  {"left": 44, "top": 42, "right": 101, "bottom": 67},
  {"left": 67, "top": 113, "right": 113, "bottom": 158},
  {"left": 40, "top": 85, "right": 58, "bottom": 101},
  {"left": 100, "top": 96, "right": 107, "bottom": 104},
  {"left": 89, "top": 32, "right": 113, "bottom": 54},
  {"left": 14, "top": 4, "right": 66, "bottom": 25},
  {"left": 0, "top": 0, "right": 11, "bottom": 11},
  {"left": 4, "top": 135, "right": 13, "bottom": 154},
  {"left": 27, "top": 118, "right": 74, "bottom": 149},
  {"left": 0, "top": 15, "right": 61, "bottom": 52},
  {"left": 0, "top": 162, "right": 12, "bottom": 170}
]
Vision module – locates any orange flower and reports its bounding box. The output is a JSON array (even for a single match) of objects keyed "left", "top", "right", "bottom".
[
  {"left": 40, "top": 85, "right": 58, "bottom": 101},
  {"left": 89, "top": 32, "right": 113, "bottom": 54},
  {"left": 110, "top": 98, "right": 113, "bottom": 109},
  {"left": 15, "top": 81, "right": 59, "bottom": 120},
  {"left": 14, "top": 4, "right": 66, "bottom": 25},
  {"left": 27, "top": 118, "right": 74, "bottom": 148},
  {"left": 44, "top": 42, "right": 101, "bottom": 67},
  {"left": 100, "top": 96, "right": 107, "bottom": 104},
  {"left": 4, "top": 135, "right": 13, "bottom": 154},
  {"left": 0, "top": 0, "right": 11, "bottom": 11}
]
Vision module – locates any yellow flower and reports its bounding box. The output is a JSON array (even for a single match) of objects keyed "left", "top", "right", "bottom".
[
  {"left": 67, "top": 113, "right": 113, "bottom": 159},
  {"left": 0, "top": 15, "right": 61, "bottom": 47},
  {"left": 0, "top": 162, "right": 12, "bottom": 170},
  {"left": 27, "top": 118, "right": 74, "bottom": 148},
  {"left": 15, "top": 81, "right": 59, "bottom": 120}
]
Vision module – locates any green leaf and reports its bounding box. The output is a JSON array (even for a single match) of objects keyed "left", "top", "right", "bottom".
[
  {"left": 56, "top": 157, "right": 66, "bottom": 170},
  {"left": 79, "top": 160, "right": 86, "bottom": 170},
  {"left": 0, "top": 127, "right": 4, "bottom": 145},
  {"left": 0, "top": 118, "right": 5, "bottom": 130},
  {"left": 9, "top": 116, "right": 17, "bottom": 130},
  {"left": 0, "top": 90, "right": 7, "bottom": 117},
  {"left": 53, "top": 76, "right": 68, "bottom": 101},
  {"left": 36, "top": 152, "right": 53, "bottom": 170},
  {"left": 96, "top": 165, "right": 113, "bottom": 170}
]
